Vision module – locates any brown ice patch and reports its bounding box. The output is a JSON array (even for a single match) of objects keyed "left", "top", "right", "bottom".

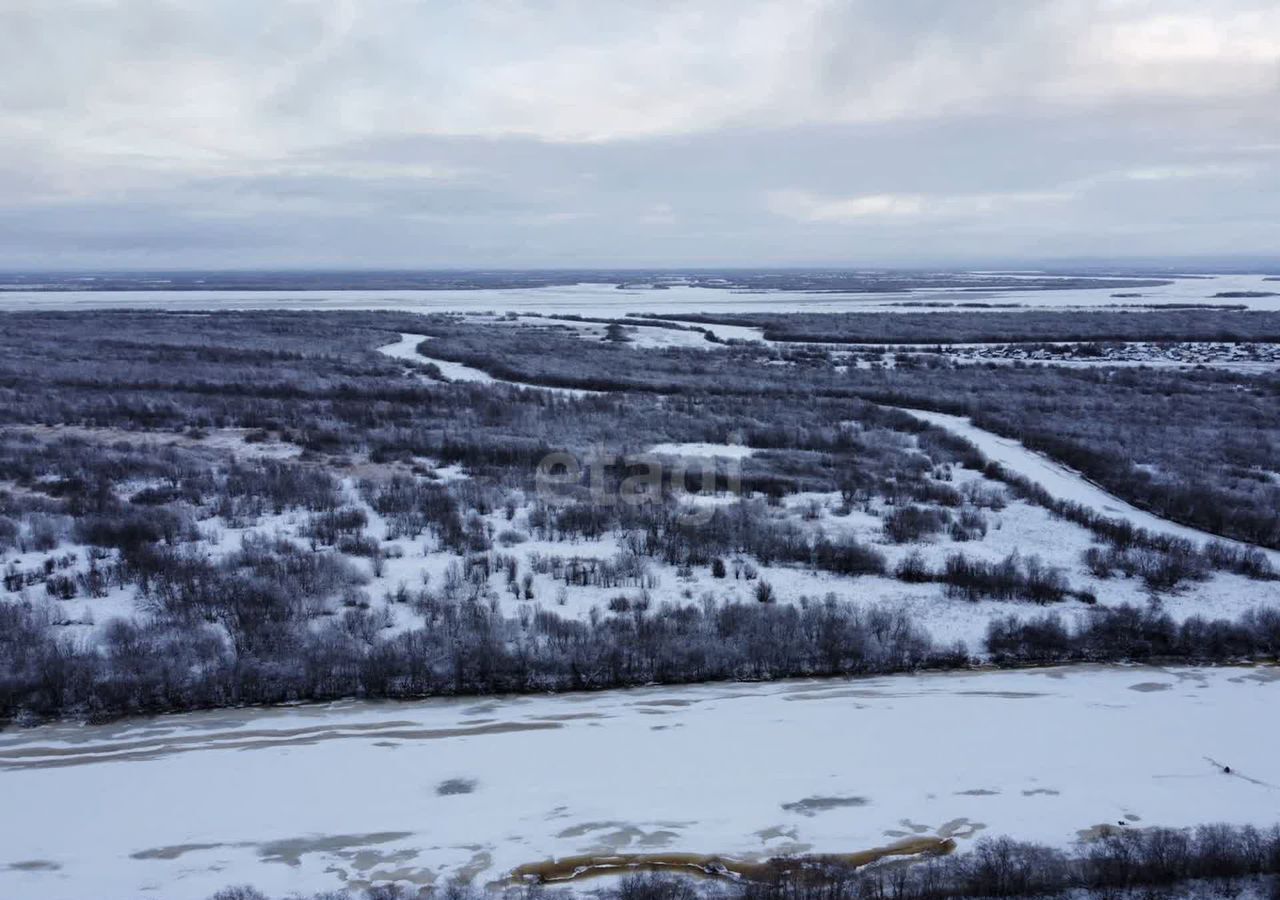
[
  {"left": 1022, "top": 788, "right": 1060, "bottom": 797},
  {"left": 502, "top": 836, "right": 955, "bottom": 885},
  {"left": 955, "top": 788, "right": 1000, "bottom": 796},
  {"left": 6, "top": 860, "right": 61, "bottom": 872},
  {"left": 1128, "top": 682, "right": 1173, "bottom": 692}
]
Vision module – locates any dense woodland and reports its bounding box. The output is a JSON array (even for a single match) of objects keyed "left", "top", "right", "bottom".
[
  {"left": 1, "top": 310, "right": 1278, "bottom": 723},
  {"left": 637, "top": 309, "right": 1280, "bottom": 344},
  {"left": 418, "top": 317, "right": 1280, "bottom": 548}
]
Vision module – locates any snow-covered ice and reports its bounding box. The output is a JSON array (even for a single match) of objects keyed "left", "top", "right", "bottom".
[
  {"left": 377, "top": 333, "right": 599, "bottom": 395},
  {"left": 1, "top": 665, "right": 1277, "bottom": 899}
]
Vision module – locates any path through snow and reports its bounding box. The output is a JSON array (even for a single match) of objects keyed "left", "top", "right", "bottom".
[{"left": 897, "top": 407, "right": 1280, "bottom": 567}]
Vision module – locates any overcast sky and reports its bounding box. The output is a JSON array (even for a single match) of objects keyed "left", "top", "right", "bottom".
[{"left": 2, "top": 0, "right": 1278, "bottom": 269}]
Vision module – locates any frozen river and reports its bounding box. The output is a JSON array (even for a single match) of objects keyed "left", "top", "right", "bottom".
[
  {"left": 1, "top": 274, "right": 1278, "bottom": 316},
  {"left": 1, "top": 664, "right": 1277, "bottom": 899}
]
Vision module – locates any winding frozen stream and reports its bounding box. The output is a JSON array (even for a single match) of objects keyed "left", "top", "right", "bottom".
[
  {"left": 1, "top": 665, "right": 1277, "bottom": 899},
  {"left": 378, "top": 332, "right": 599, "bottom": 396}
]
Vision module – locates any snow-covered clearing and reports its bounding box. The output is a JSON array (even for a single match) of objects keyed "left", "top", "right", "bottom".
[
  {"left": 647, "top": 442, "right": 754, "bottom": 459},
  {"left": 895, "top": 407, "right": 1280, "bottom": 569},
  {"left": 1, "top": 664, "right": 1276, "bottom": 899}
]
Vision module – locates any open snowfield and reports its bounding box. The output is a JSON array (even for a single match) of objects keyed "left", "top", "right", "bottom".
[{"left": 1, "top": 664, "right": 1276, "bottom": 899}]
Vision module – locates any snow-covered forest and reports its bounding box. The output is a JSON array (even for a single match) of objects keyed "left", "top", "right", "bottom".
[{"left": 2, "top": 309, "right": 1279, "bottom": 723}]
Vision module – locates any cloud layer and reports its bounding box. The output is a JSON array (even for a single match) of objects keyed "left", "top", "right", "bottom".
[{"left": 2, "top": 0, "right": 1278, "bottom": 267}]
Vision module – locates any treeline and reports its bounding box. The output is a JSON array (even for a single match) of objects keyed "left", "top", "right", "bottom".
[
  {"left": 986, "top": 603, "right": 1280, "bottom": 665},
  {"left": 0, "top": 593, "right": 958, "bottom": 724},
  {"left": 632, "top": 308, "right": 1280, "bottom": 344},
  {"left": 745, "top": 824, "right": 1280, "bottom": 900},
  {"left": 6, "top": 578, "right": 1280, "bottom": 725}
]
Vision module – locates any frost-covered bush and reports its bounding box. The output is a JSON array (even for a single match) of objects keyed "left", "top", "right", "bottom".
[{"left": 883, "top": 504, "right": 951, "bottom": 543}]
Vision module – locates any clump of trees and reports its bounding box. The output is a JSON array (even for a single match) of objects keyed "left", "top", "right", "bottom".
[{"left": 985, "top": 604, "right": 1280, "bottom": 664}]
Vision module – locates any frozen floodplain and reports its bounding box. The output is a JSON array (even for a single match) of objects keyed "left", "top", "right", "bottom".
[{"left": 1, "top": 665, "right": 1278, "bottom": 899}]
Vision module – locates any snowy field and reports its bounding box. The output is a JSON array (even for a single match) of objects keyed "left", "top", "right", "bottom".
[
  {"left": 1, "top": 274, "right": 1278, "bottom": 318},
  {"left": 1, "top": 664, "right": 1276, "bottom": 899}
]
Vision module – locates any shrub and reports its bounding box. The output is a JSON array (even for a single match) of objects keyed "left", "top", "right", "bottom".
[
  {"left": 894, "top": 550, "right": 932, "bottom": 583},
  {"left": 883, "top": 504, "right": 951, "bottom": 543},
  {"left": 497, "top": 529, "right": 528, "bottom": 547}
]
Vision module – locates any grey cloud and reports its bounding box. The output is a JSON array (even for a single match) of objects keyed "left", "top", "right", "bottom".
[{"left": 0, "top": 1, "right": 1278, "bottom": 267}]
